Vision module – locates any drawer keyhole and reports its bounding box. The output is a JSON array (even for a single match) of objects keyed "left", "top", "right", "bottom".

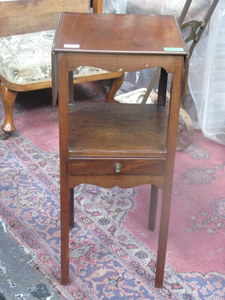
[{"left": 114, "top": 162, "right": 122, "bottom": 173}]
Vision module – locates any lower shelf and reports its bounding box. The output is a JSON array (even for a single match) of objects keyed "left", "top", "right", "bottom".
[{"left": 68, "top": 102, "right": 168, "bottom": 158}]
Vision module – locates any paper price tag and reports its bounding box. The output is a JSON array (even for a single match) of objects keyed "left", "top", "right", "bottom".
[
  {"left": 164, "top": 47, "right": 184, "bottom": 52},
  {"left": 64, "top": 44, "right": 80, "bottom": 49}
]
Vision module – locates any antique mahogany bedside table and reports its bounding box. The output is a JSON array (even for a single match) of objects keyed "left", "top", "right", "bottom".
[{"left": 52, "top": 12, "right": 188, "bottom": 288}]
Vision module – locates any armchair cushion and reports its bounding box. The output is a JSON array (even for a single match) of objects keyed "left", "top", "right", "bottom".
[{"left": 0, "top": 30, "right": 108, "bottom": 85}]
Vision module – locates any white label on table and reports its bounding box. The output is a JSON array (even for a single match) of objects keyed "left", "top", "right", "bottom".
[{"left": 64, "top": 44, "right": 80, "bottom": 49}]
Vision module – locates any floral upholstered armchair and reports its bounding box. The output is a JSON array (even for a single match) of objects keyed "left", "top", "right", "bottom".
[{"left": 0, "top": 0, "right": 124, "bottom": 136}]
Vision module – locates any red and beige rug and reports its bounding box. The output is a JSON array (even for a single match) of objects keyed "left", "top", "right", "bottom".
[{"left": 0, "top": 84, "right": 225, "bottom": 299}]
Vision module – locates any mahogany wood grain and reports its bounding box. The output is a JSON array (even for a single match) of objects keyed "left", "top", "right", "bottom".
[
  {"left": 68, "top": 103, "right": 167, "bottom": 157},
  {"left": 0, "top": 0, "right": 89, "bottom": 36},
  {"left": 69, "top": 158, "right": 166, "bottom": 176},
  {"left": 149, "top": 185, "right": 159, "bottom": 231},
  {"left": 0, "top": 84, "right": 17, "bottom": 133},
  {"left": 69, "top": 188, "right": 74, "bottom": 228},
  {"left": 92, "top": 0, "right": 103, "bottom": 13},
  {"left": 68, "top": 175, "right": 164, "bottom": 190},
  {"left": 54, "top": 14, "right": 186, "bottom": 54}
]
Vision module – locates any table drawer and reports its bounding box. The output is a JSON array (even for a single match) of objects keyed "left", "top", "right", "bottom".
[{"left": 69, "top": 158, "right": 165, "bottom": 176}]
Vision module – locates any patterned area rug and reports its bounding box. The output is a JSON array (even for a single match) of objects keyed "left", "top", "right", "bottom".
[{"left": 0, "top": 84, "right": 225, "bottom": 299}]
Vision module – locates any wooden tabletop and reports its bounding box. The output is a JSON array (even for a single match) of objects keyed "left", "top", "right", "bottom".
[{"left": 53, "top": 13, "right": 187, "bottom": 55}]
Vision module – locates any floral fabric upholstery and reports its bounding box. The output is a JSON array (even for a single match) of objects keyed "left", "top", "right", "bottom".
[{"left": 0, "top": 30, "right": 108, "bottom": 85}]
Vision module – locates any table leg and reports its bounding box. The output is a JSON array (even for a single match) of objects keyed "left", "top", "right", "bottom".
[
  {"left": 158, "top": 68, "right": 168, "bottom": 107},
  {"left": 155, "top": 62, "right": 183, "bottom": 288},
  {"left": 61, "top": 186, "right": 71, "bottom": 285},
  {"left": 148, "top": 185, "right": 159, "bottom": 231}
]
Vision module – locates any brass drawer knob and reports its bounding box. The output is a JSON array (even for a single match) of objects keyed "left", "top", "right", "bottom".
[{"left": 114, "top": 162, "right": 122, "bottom": 173}]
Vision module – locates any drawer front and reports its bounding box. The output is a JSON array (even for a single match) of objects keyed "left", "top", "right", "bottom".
[{"left": 69, "top": 158, "right": 165, "bottom": 176}]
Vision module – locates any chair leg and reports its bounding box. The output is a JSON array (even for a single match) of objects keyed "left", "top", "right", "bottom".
[
  {"left": 148, "top": 184, "right": 158, "bottom": 231},
  {"left": 0, "top": 83, "right": 17, "bottom": 134},
  {"left": 61, "top": 186, "right": 71, "bottom": 285},
  {"left": 106, "top": 74, "right": 125, "bottom": 102},
  {"left": 70, "top": 188, "right": 75, "bottom": 229}
]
